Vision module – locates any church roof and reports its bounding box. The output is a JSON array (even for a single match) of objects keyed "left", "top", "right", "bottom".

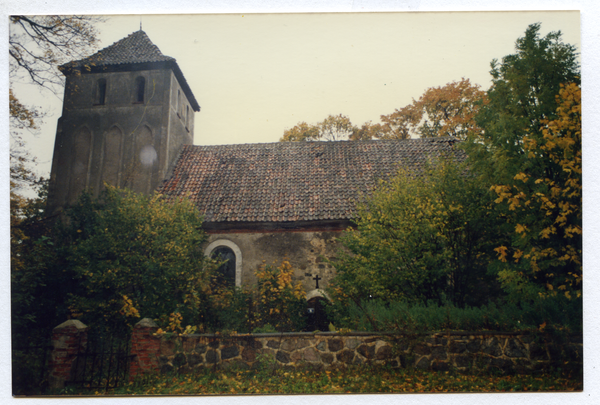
[
  {"left": 62, "top": 30, "right": 174, "bottom": 68},
  {"left": 158, "top": 138, "right": 465, "bottom": 228},
  {"left": 60, "top": 30, "right": 200, "bottom": 111}
]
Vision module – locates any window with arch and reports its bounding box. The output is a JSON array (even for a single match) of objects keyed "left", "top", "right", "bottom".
[
  {"left": 134, "top": 76, "right": 145, "bottom": 103},
  {"left": 95, "top": 78, "right": 107, "bottom": 105},
  {"left": 211, "top": 246, "right": 236, "bottom": 288},
  {"left": 204, "top": 240, "right": 242, "bottom": 288}
]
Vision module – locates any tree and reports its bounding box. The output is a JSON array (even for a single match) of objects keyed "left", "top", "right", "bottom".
[
  {"left": 377, "top": 78, "right": 487, "bottom": 140},
  {"left": 9, "top": 16, "right": 102, "bottom": 91},
  {"left": 9, "top": 16, "right": 102, "bottom": 195},
  {"left": 11, "top": 179, "right": 58, "bottom": 341},
  {"left": 9, "top": 89, "right": 44, "bottom": 195},
  {"left": 490, "top": 83, "right": 581, "bottom": 301},
  {"left": 465, "top": 23, "right": 579, "bottom": 186},
  {"left": 281, "top": 114, "right": 357, "bottom": 141},
  {"left": 253, "top": 261, "right": 306, "bottom": 331},
  {"left": 463, "top": 23, "right": 580, "bottom": 301},
  {"left": 280, "top": 121, "right": 321, "bottom": 142},
  {"left": 280, "top": 79, "right": 485, "bottom": 142},
  {"left": 55, "top": 186, "right": 215, "bottom": 332},
  {"left": 330, "top": 159, "right": 500, "bottom": 310}
]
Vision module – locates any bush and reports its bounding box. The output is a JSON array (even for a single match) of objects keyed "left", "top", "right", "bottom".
[
  {"left": 253, "top": 260, "right": 307, "bottom": 332},
  {"left": 207, "top": 285, "right": 254, "bottom": 333},
  {"left": 331, "top": 159, "right": 501, "bottom": 309},
  {"left": 328, "top": 296, "right": 582, "bottom": 333},
  {"left": 55, "top": 186, "right": 215, "bottom": 332},
  {"left": 205, "top": 260, "right": 307, "bottom": 333}
]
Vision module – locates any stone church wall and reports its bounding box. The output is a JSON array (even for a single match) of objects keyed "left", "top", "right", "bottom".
[
  {"left": 47, "top": 68, "right": 194, "bottom": 216},
  {"left": 204, "top": 230, "right": 343, "bottom": 293}
]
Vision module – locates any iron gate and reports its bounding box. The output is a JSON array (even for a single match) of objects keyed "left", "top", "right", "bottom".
[{"left": 66, "top": 328, "right": 135, "bottom": 391}]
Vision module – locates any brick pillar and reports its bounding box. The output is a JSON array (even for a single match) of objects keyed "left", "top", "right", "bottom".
[
  {"left": 48, "top": 319, "right": 88, "bottom": 389},
  {"left": 129, "top": 318, "right": 160, "bottom": 380}
]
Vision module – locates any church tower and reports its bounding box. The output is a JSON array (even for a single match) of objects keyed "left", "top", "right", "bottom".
[{"left": 46, "top": 30, "right": 200, "bottom": 216}]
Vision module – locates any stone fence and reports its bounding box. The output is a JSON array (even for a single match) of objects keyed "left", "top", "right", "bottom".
[
  {"left": 48, "top": 318, "right": 582, "bottom": 387},
  {"left": 126, "top": 319, "right": 582, "bottom": 377}
]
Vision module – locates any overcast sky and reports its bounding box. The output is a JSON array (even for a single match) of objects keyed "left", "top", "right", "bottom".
[{"left": 10, "top": 11, "right": 581, "bottom": 182}]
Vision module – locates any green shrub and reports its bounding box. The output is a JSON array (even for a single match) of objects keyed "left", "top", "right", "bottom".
[
  {"left": 252, "top": 324, "right": 277, "bottom": 334},
  {"left": 328, "top": 296, "right": 582, "bottom": 333}
]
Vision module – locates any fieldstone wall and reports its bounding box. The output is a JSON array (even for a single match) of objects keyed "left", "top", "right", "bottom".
[
  {"left": 129, "top": 319, "right": 582, "bottom": 376},
  {"left": 157, "top": 333, "right": 396, "bottom": 373}
]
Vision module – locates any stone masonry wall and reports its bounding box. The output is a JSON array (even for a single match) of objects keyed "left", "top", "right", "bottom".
[{"left": 130, "top": 319, "right": 582, "bottom": 376}]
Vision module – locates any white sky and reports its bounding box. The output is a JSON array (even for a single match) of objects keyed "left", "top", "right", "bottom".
[
  {"left": 2, "top": 2, "right": 600, "bottom": 405},
  {"left": 10, "top": 11, "right": 581, "bottom": 181}
]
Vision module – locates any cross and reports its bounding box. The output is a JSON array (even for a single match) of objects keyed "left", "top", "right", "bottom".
[{"left": 312, "top": 274, "right": 322, "bottom": 289}]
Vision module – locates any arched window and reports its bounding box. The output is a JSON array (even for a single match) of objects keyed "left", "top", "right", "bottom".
[
  {"left": 134, "top": 76, "right": 145, "bottom": 103},
  {"left": 204, "top": 240, "right": 242, "bottom": 287},
  {"left": 95, "top": 78, "right": 107, "bottom": 105},
  {"left": 211, "top": 246, "right": 236, "bottom": 287}
]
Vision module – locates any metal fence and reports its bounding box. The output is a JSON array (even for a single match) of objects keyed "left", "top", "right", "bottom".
[{"left": 66, "top": 329, "right": 135, "bottom": 391}]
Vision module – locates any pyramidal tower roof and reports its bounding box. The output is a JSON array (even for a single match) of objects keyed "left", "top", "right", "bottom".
[
  {"left": 62, "top": 30, "right": 174, "bottom": 68},
  {"left": 60, "top": 30, "right": 200, "bottom": 111}
]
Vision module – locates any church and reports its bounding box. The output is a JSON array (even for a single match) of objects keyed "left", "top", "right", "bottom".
[{"left": 46, "top": 30, "right": 465, "bottom": 311}]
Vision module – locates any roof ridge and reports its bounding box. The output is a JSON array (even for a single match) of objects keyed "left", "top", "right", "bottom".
[{"left": 185, "top": 137, "right": 460, "bottom": 149}]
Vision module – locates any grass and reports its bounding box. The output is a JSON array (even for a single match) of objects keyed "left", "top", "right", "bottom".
[{"left": 63, "top": 365, "right": 582, "bottom": 396}]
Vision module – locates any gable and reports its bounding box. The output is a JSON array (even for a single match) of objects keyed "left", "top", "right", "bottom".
[{"left": 158, "top": 137, "right": 465, "bottom": 231}]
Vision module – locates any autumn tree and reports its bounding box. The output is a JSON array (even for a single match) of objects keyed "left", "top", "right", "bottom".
[
  {"left": 54, "top": 186, "right": 215, "bottom": 332},
  {"left": 331, "top": 159, "right": 500, "bottom": 309},
  {"left": 205, "top": 260, "right": 306, "bottom": 333},
  {"left": 281, "top": 114, "right": 357, "bottom": 141},
  {"left": 253, "top": 261, "right": 306, "bottom": 332},
  {"left": 377, "top": 78, "right": 487, "bottom": 140},
  {"left": 9, "top": 15, "right": 102, "bottom": 91},
  {"left": 280, "top": 79, "right": 485, "bottom": 142},
  {"left": 280, "top": 121, "right": 321, "bottom": 141},
  {"left": 11, "top": 179, "right": 58, "bottom": 342},
  {"left": 465, "top": 23, "right": 580, "bottom": 186},
  {"left": 463, "top": 23, "right": 580, "bottom": 301},
  {"left": 489, "top": 83, "right": 581, "bottom": 301},
  {"left": 9, "top": 15, "right": 103, "bottom": 193}
]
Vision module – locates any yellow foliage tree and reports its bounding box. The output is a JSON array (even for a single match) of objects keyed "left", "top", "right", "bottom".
[
  {"left": 378, "top": 78, "right": 487, "bottom": 140},
  {"left": 254, "top": 261, "right": 306, "bottom": 331},
  {"left": 491, "top": 83, "right": 581, "bottom": 300}
]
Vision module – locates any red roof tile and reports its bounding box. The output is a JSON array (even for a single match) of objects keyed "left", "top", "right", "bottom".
[{"left": 158, "top": 138, "right": 465, "bottom": 225}]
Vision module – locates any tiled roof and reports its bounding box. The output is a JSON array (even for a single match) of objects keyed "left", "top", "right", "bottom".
[
  {"left": 61, "top": 30, "right": 174, "bottom": 68},
  {"left": 158, "top": 138, "right": 465, "bottom": 225},
  {"left": 60, "top": 30, "right": 200, "bottom": 112}
]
